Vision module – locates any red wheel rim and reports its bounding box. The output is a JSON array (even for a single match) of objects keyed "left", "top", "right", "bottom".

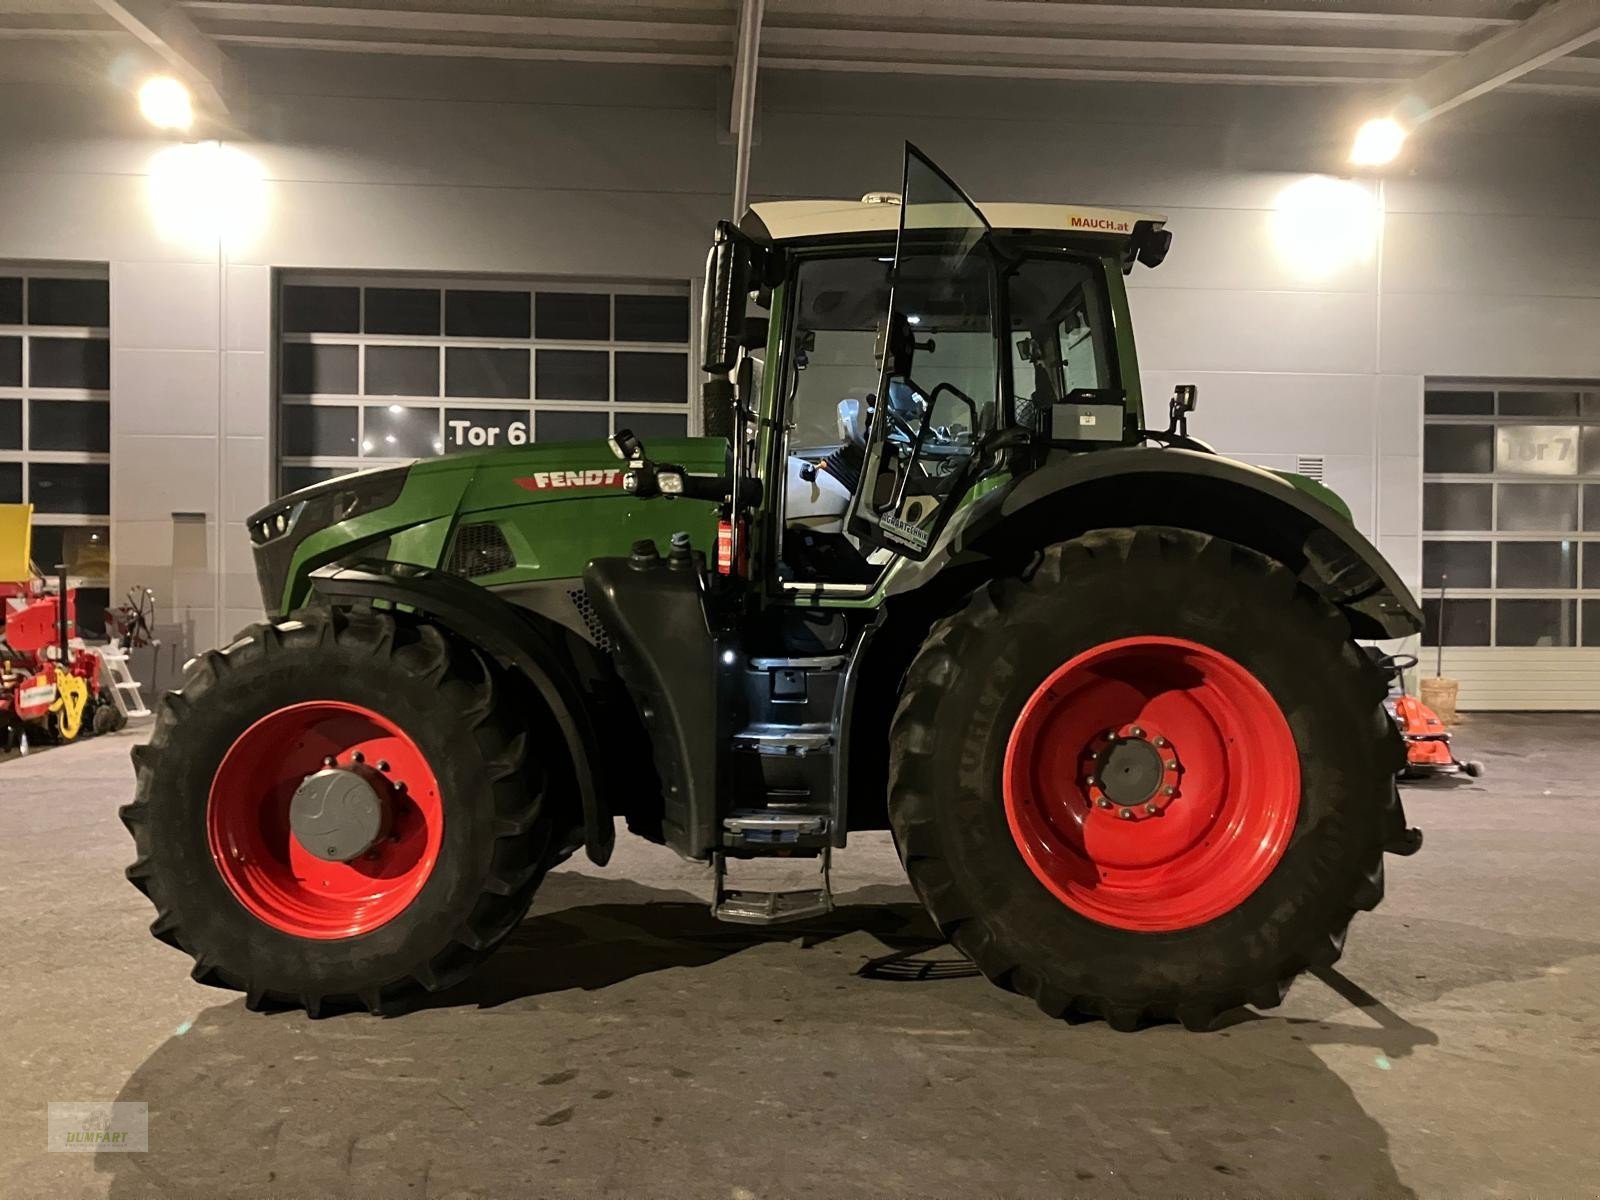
[
  {"left": 207, "top": 701, "right": 443, "bottom": 939},
  {"left": 1002, "top": 636, "right": 1299, "bottom": 932}
]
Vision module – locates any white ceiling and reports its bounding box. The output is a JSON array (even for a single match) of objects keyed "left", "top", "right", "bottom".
[{"left": 1, "top": 0, "right": 1597, "bottom": 97}]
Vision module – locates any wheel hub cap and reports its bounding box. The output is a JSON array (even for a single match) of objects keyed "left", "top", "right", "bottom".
[
  {"left": 1085, "top": 724, "right": 1181, "bottom": 819},
  {"left": 289, "top": 764, "right": 390, "bottom": 863}
]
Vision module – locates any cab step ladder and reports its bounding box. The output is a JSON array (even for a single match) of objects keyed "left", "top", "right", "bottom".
[{"left": 711, "top": 814, "right": 834, "bottom": 925}]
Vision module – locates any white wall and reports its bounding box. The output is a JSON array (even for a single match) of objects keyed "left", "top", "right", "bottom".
[{"left": 2, "top": 49, "right": 1598, "bottom": 660}]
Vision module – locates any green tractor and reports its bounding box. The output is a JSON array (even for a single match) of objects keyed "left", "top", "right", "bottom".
[{"left": 123, "top": 147, "right": 1421, "bottom": 1029}]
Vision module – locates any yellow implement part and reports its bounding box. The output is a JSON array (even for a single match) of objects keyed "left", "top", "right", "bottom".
[
  {"left": 0, "top": 503, "right": 32, "bottom": 583},
  {"left": 50, "top": 668, "right": 89, "bottom": 741}
]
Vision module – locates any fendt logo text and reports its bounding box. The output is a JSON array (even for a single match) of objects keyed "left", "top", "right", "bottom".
[{"left": 514, "top": 469, "right": 626, "bottom": 491}]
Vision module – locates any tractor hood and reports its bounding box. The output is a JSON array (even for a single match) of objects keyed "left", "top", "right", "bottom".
[{"left": 249, "top": 437, "right": 727, "bottom": 617}]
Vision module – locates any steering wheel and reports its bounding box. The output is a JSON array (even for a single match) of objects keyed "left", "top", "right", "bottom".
[{"left": 1381, "top": 653, "right": 1419, "bottom": 672}]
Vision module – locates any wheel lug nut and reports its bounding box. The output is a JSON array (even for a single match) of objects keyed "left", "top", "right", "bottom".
[
  {"left": 351, "top": 751, "right": 365, "bottom": 764},
  {"left": 1097, "top": 798, "right": 1112, "bottom": 809},
  {"left": 1129, "top": 726, "right": 1144, "bottom": 738},
  {"left": 1144, "top": 803, "right": 1158, "bottom": 815},
  {"left": 1153, "top": 736, "right": 1168, "bottom": 748},
  {"left": 1166, "top": 759, "right": 1179, "bottom": 770},
  {"left": 1118, "top": 808, "right": 1133, "bottom": 820},
  {"left": 322, "top": 755, "right": 336, "bottom": 768},
  {"left": 377, "top": 760, "right": 390, "bottom": 772},
  {"left": 1162, "top": 785, "right": 1176, "bottom": 797},
  {"left": 1087, "top": 776, "right": 1100, "bottom": 789}
]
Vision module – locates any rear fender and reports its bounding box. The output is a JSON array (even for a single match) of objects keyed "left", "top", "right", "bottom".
[
  {"left": 308, "top": 563, "right": 611, "bottom": 865},
  {"left": 941, "top": 448, "right": 1421, "bottom": 640}
]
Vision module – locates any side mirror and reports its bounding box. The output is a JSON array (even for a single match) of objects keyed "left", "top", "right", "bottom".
[{"left": 700, "top": 227, "right": 751, "bottom": 375}]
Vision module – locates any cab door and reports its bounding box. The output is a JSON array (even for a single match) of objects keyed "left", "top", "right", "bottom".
[{"left": 844, "top": 144, "right": 998, "bottom": 559}]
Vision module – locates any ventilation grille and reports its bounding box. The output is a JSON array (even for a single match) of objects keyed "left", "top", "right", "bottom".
[
  {"left": 446, "top": 523, "right": 515, "bottom": 578},
  {"left": 1295, "top": 454, "right": 1326, "bottom": 481},
  {"left": 568, "top": 588, "right": 612, "bottom": 650}
]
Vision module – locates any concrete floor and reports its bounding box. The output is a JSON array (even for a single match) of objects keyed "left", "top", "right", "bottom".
[{"left": 2, "top": 714, "right": 1598, "bottom": 1199}]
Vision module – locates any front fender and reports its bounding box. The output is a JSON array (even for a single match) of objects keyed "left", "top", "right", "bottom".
[
  {"left": 932, "top": 447, "right": 1420, "bottom": 640},
  {"left": 308, "top": 563, "right": 612, "bottom": 865}
]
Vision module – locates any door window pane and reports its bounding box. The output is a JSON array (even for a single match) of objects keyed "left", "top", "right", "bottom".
[
  {"left": 28, "top": 399, "right": 109, "bottom": 452},
  {"left": 616, "top": 410, "right": 688, "bottom": 439},
  {"left": 615, "top": 352, "right": 687, "bottom": 404},
  {"left": 1496, "top": 540, "right": 1577, "bottom": 589},
  {"left": 443, "top": 408, "right": 531, "bottom": 453},
  {"left": 1424, "top": 424, "right": 1493, "bottom": 473},
  {"left": 282, "top": 343, "right": 358, "bottom": 395},
  {"left": 365, "top": 345, "right": 438, "bottom": 396},
  {"left": 446, "top": 290, "right": 530, "bottom": 338},
  {"left": 364, "top": 288, "right": 439, "bottom": 335},
  {"left": 615, "top": 294, "right": 689, "bottom": 343},
  {"left": 1498, "top": 390, "right": 1579, "bottom": 417},
  {"left": 1584, "top": 599, "right": 1600, "bottom": 647},
  {"left": 536, "top": 350, "right": 608, "bottom": 402},
  {"left": 28, "top": 524, "right": 109, "bottom": 580},
  {"left": 0, "top": 276, "right": 20, "bottom": 324},
  {"left": 1585, "top": 484, "right": 1600, "bottom": 531},
  {"left": 1582, "top": 426, "right": 1600, "bottom": 475},
  {"left": 1423, "top": 483, "right": 1491, "bottom": 530},
  {"left": 0, "top": 398, "right": 19, "bottom": 449},
  {"left": 1584, "top": 544, "right": 1600, "bottom": 589},
  {"left": 30, "top": 462, "right": 108, "bottom": 514},
  {"left": 29, "top": 337, "right": 109, "bottom": 389},
  {"left": 283, "top": 285, "right": 359, "bottom": 333},
  {"left": 1424, "top": 390, "right": 1492, "bottom": 415},
  {"left": 535, "top": 409, "right": 608, "bottom": 441},
  {"left": 1422, "top": 597, "right": 1490, "bottom": 645},
  {"left": 1422, "top": 541, "right": 1489, "bottom": 589},
  {"left": 535, "top": 292, "right": 609, "bottom": 341},
  {"left": 0, "top": 462, "right": 19, "bottom": 503},
  {"left": 1496, "top": 598, "right": 1575, "bottom": 647},
  {"left": 281, "top": 405, "right": 358, "bottom": 457},
  {"left": 363, "top": 405, "right": 441, "bottom": 457},
  {"left": 446, "top": 347, "right": 529, "bottom": 399},
  {"left": 27, "top": 278, "right": 108, "bottom": 327},
  {"left": 1496, "top": 483, "right": 1578, "bottom": 532},
  {"left": 0, "top": 336, "right": 19, "bottom": 386}
]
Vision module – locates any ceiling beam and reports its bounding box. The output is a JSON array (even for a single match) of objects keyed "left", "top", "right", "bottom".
[
  {"left": 92, "top": 0, "right": 236, "bottom": 113},
  {"left": 1389, "top": 0, "right": 1600, "bottom": 123}
]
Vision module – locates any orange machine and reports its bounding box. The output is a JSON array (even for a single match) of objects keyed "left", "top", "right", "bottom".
[{"left": 1375, "top": 652, "right": 1485, "bottom": 781}]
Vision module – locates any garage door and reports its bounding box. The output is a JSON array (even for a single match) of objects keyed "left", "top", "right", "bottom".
[
  {"left": 1423, "top": 381, "right": 1600, "bottom": 710},
  {"left": 0, "top": 264, "right": 111, "bottom": 635},
  {"left": 276, "top": 274, "right": 694, "bottom": 496}
]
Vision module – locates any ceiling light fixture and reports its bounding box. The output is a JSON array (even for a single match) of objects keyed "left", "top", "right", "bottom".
[
  {"left": 1349, "top": 116, "right": 1408, "bottom": 167},
  {"left": 138, "top": 75, "right": 194, "bottom": 133}
]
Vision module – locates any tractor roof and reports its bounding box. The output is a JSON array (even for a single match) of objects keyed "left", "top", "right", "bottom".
[{"left": 744, "top": 197, "right": 1165, "bottom": 243}]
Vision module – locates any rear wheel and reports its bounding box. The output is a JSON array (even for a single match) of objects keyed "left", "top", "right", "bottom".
[
  {"left": 122, "top": 608, "right": 554, "bottom": 1015},
  {"left": 889, "top": 527, "right": 1404, "bottom": 1029}
]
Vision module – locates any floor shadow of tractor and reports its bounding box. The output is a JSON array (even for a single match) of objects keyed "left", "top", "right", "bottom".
[
  {"left": 413, "top": 872, "right": 948, "bottom": 1011},
  {"left": 90, "top": 871, "right": 1458, "bottom": 1200}
]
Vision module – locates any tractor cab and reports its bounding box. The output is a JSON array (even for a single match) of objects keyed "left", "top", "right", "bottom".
[{"left": 692, "top": 144, "right": 1170, "bottom": 595}]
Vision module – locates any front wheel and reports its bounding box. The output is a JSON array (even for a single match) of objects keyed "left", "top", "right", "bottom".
[
  {"left": 122, "top": 609, "right": 554, "bottom": 1015},
  {"left": 889, "top": 527, "right": 1406, "bottom": 1030}
]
